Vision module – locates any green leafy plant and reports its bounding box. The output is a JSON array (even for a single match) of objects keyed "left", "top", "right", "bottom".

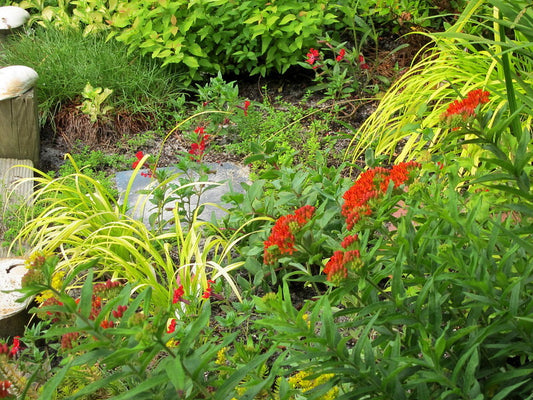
[
  {"left": 249, "top": 156, "right": 533, "bottom": 399},
  {"left": 13, "top": 156, "right": 250, "bottom": 308},
  {"left": 15, "top": 256, "right": 257, "bottom": 399},
  {"left": 78, "top": 82, "right": 114, "bottom": 123},
  {"left": 221, "top": 153, "right": 352, "bottom": 290}
]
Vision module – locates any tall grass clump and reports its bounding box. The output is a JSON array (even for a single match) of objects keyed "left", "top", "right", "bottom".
[{"left": 0, "top": 26, "right": 184, "bottom": 124}]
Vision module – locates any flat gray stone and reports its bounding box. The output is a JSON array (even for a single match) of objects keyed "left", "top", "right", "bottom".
[{"left": 115, "top": 161, "right": 250, "bottom": 226}]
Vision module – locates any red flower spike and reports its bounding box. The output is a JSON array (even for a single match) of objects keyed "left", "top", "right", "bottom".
[{"left": 243, "top": 100, "right": 251, "bottom": 116}]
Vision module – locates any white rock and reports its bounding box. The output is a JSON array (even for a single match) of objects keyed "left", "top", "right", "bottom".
[
  {"left": 0, "top": 65, "right": 38, "bottom": 101},
  {"left": 0, "top": 6, "right": 30, "bottom": 30}
]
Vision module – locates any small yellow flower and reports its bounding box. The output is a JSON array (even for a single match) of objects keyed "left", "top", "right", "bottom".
[
  {"left": 302, "top": 313, "right": 311, "bottom": 328},
  {"left": 216, "top": 347, "right": 228, "bottom": 366}
]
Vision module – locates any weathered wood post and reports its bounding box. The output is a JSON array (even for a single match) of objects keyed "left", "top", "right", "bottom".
[
  {"left": 0, "top": 7, "right": 40, "bottom": 166},
  {"left": 0, "top": 74, "right": 40, "bottom": 166}
]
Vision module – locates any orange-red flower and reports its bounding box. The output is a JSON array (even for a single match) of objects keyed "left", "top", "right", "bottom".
[
  {"left": 442, "top": 89, "right": 490, "bottom": 127},
  {"left": 263, "top": 205, "right": 316, "bottom": 264},
  {"left": 342, "top": 162, "right": 420, "bottom": 230}
]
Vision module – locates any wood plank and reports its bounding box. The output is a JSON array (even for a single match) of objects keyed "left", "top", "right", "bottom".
[{"left": 0, "top": 158, "right": 33, "bottom": 203}]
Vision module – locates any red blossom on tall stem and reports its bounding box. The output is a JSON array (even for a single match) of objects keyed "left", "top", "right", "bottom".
[
  {"left": 336, "top": 48, "right": 346, "bottom": 62},
  {"left": 263, "top": 205, "right": 316, "bottom": 265},
  {"left": 202, "top": 280, "right": 215, "bottom": 299},
  {"left": 189, "top": 126, "right": 210, "bottom": 162},
  {"left": 132, "top": 151, "right": 155, "bottom": 178},
  {"left": 359, "top": 54, "right": 369, "bottom": 70},
  {"left": 243, "top": 100, "right": 251, "bottom": 116}
]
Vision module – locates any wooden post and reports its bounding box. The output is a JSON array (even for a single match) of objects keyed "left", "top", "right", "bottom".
[{"left": 0, "top": 88, "right": 40, "bottom": 166}]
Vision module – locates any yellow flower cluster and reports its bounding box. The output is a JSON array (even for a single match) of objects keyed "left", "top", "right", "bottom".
[
  {"left": 288, "top": 370, "right": 338, "bottom": 400},
  {"left": 216, "top": 347, "right": 228, "bottom": 366},
  {"left": 35, "top": 270, "right": 65, "bottom": 304}
]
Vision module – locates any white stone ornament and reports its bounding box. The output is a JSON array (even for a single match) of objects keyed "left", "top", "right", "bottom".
[
  {"left": 0, "top": 6, "right": 30, "bottom": 30},
  {"left": 0, "top": 65, "right": 39, "bottom": 101}
]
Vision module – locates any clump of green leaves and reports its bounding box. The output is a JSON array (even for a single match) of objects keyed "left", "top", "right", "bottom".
[{"left": 78, "top": 82, "right": 114, "bottom": 123}]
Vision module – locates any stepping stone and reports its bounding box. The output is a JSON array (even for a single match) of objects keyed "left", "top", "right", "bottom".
[{"left": 115, "top": 161, "right": 250, "bottom": 226}]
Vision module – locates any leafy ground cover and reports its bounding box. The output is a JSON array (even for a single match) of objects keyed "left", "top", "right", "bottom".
[{"left": 0, "top": 0, "right": 532, "bottom": 399}]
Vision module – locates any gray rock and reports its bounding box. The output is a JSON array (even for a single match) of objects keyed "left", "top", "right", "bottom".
[{"left": 115, "top": 161, "right": 250, "bottom": 227}]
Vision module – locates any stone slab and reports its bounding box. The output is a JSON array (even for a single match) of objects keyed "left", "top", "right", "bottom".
[{"left": 115, "top": 161, "right": 250, "bottom": 226}]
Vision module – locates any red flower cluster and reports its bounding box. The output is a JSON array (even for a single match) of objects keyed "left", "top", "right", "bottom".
[
  {"left": 112, "top": 305, "right": 128, "bottom": 319},
  {"left": 342, "top": 162, "right": 421, "bottom": 230},
  {"left": 263, "top": 205, "right": 316, "bottom": 265},
  {"left": 442, "top": 89, "right": 490, "bottom": 126},
  {"left": 189, "top": 126, "right": 210, "bottom": 162},
  {"left": 132, "top": 151, "right": 156, "bottom": 178},
  {"left": 336, "top": 48, "right": 346, "bottom": 62},
  {"left": 100, "top": 319, "right": 114, "bottom": 329},
  {"left": 173, "top": 285, "right": 186, "bottom": 304},
  {"left": 93, "top": 279, "right": 122, "bottom": 294},
  {"left": 306, "top": 48, "right": 319, "bottom": 66},
  {"left": 323, "top": 234, "right": 362, "bottom": 283},
  {"left": 0, "top": 337, "right": 21, "bottom": 359},
  {"left": 61, "top": 332, "right": 80, "bottom": 349},
  {"left": 0, "top": 381, "right": 11, "bottom": 398}
]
